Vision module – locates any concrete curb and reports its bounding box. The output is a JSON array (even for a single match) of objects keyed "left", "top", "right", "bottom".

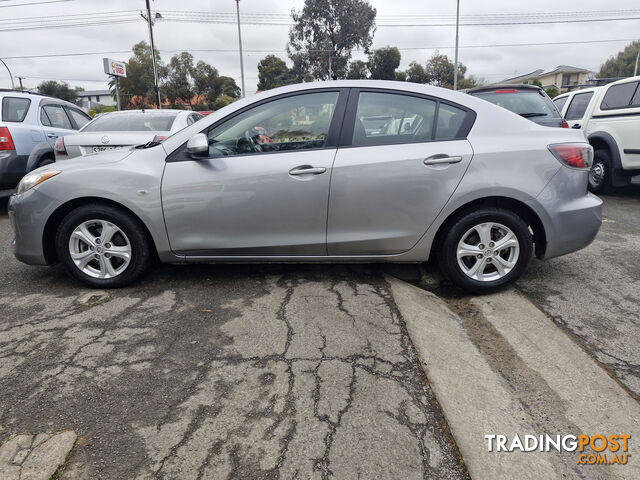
[
  {"left": 0, "top": 431, "right": 76, "bottom": 480},
  {"left": 387, "top": 276, "right": 640, "bottom": 480}
]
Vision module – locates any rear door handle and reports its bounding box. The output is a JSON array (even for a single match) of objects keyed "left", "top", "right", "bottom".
[
  {"left": 46, "top": 133, "right": 58, "bottom": 138},
  {"left": 423, "top": 155, "right": 463, "bottom": 165},
  {"left": 571, "top": 124, "right": 581, "bottom": 129},
  {"left": 289, "top": 166, "right": 327, "bottom": 176}
]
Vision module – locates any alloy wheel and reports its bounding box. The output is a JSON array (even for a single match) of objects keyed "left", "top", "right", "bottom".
[
  {"left": 68, "top": 219, "right": 132, "bottom": 279},
  {"left": 456, "top": 222, "right": 520, "bottom": 282},
  {"left": 589, "top": 161, "right": 605, "bottom": 189}
]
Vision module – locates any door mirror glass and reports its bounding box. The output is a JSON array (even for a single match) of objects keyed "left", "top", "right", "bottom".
[{"left": 186, "top": 133, "right": 209, "bottom": 158}]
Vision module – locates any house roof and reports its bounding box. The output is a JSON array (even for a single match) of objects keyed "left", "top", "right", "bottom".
[{"left": 501, "top": 65, "right": 590, "bottom": 84}]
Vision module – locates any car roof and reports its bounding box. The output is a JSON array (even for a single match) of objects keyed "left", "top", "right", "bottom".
[
  {"left": 101, "top": 109, "right": 188, "bottom": 115},
  {"left": 607, "top": 74, "right": 640, "bottom": 87},
  {"left": 0, "top": 89, "right": 88, "bottom": 111},
  {"left": 466, "top": 84, "right": 544, "bottom": 93}
]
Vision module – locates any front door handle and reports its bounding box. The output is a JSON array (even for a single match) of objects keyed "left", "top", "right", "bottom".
[
  {"left": 289, "top": 166, "right": 327, "bottom": 176},
  {"left": 423, "top": 155, "right": 463, "bottom": 165}
]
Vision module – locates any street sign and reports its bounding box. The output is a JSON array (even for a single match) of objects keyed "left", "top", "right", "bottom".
[{"left": 103, "top": 58, "right": 126, "bottom": 78}]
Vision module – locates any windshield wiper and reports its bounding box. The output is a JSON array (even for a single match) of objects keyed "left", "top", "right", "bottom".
[
  {"left": 518, "top": 112, "right": 547, "bottom": 118},
  {"left": 136, "top": 141, "right": 162, "bottom": 149}
]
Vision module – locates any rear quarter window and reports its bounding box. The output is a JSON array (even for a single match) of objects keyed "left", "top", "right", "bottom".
[
  {"left": 1, "top": 97, "right": 31, "bottom": 122},
  {"left": 600, "top": 81, "right": 639, "bottom": 110},
  {"left": 553, "top": 96, "right": 568, "bottom": 112},
  {"left": 565, "top": 92, "right": 594, "bottom": 120}
]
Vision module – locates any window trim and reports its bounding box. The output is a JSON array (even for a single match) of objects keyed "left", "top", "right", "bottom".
[
  {"left": 40, "top": 104, "right": 73, "bottom": 130},
  {"left": 599, "top": 81, "right": 640, "bottom": 111},
  {"left": 338, "top": 87, "right": 477, "bottom": 148},
  {"left": 166, "top": 88, "right": 350, "bottom": 163},
  {"left": 1, "top": 96, "right": 31, "bottom": 123}
]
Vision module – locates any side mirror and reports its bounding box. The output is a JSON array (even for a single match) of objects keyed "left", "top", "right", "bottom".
[{"left": 186, "top": 133, "right": 209, "bottom": 158}]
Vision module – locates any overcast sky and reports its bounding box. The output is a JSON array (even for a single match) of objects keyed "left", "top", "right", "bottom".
[{"left": 0, "top": 0, "right": 638, "bottom": 94}]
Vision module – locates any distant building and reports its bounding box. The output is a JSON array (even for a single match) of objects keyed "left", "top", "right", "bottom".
[
  {"left": 501, "top": 65, "right": 592, "bottom": 93},
  {"left": 77, "top": 90, "right": 115, "bottom": 109}
]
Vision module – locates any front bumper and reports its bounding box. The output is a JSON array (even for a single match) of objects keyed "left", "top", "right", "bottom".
[
  {"left": 8, "top": 188, "right": 61, "bottom": 265},
  {"left": 529, "top": 167, "right": 603, "bottom": 260}
]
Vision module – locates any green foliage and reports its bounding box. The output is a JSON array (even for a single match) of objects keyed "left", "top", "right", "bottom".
[
  {"left": 545, "top": 87, "right": 559, "bottom": 98},
  {"left": 36, "top": 81, "right": 83, "bottom": 103},
  {"left": 405, "top": 61, "right": 429, "bottom": 84},
  {"left": 163, "top": 52, "right": 196, "bottom": 108},
  {"left": 368, "top": 46, "right": 401, "bottom": 80},
  {"left": 346, "top": 60, "right": 369, "bottom": 79},
  {"left": 257, "top": 55, "right": 296, "bottom": 91},
  {"left": 402, "top": 52, "right": 475, "bottom": 89},
  {"left": 113, "top": 41, "right": 168, "bottom": 108},
  {"left": 88, "top": 104, "right": 117, "bottom": 117},
  {"left": 532, "top": 79, "right": 543, "bottom": 88},
  {"left": 599, "top": 40, "right": 640, "bottom": 78},
  {"left": 287, "top": 0, "right": 377, "bottom": 80},
  {"left": 210, "top": 94, "right": 234, "bottom": 110}
]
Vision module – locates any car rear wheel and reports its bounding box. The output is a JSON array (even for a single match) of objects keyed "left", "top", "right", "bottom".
[
  {"left": 55, "top": 205, "right": 152, "bottom": 288},
  {"left": 588, "top": 149, "right": 612, "bottom": 194},
  {"left": 438, "top": 208, "right": 533, "bottom": 294}
]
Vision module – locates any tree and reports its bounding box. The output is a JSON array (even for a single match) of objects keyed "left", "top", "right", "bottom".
[
  {"left": 405, "top": 61, "right": 429, "bottom": 84},
  {"left": 192, "top": 61, "right": 219, "bottom": 99},
  {"left": 599, "top": 41, "right": 640, "bottom": 78},
  {"left": 115, "top": 41, "right": 168, "bottom": 108},
  {"left": 163, "top": 52, "right": 195, "bottom": 108},
  {"left": 424, "top": 52, "right": 475, "bottom": 89},
  {"left": 37, "top": 81, "right": 83, "bottom": 103},
  {"left": 545, "top": 87, "right": 559, "bottom": 99},
  {"left": 257, "top": 55, "right": 296, "bottom": 91},
  {"left": 368, "top": 46, "right": 401, "bottom": 80},
  {"left": 287, "top": 0, "right": 377, "bottom": 80},
  {"left": 211, "top": 94, "right": 234, "bottom": 110},
  {"left": 346, "top": 60, "right": 369, "bottom": 79}
]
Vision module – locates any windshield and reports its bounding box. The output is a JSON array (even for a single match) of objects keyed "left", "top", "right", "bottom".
[
  {"left": 472, "top": 89, "right": 561, "bottom": 118},
  {"left": 82, "top": 112, "right": 178, "bottom": 132}
]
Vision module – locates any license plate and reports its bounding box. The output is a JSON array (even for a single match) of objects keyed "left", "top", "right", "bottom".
[{"left": 92, "top": 146, "right": 117, "bottom": 153}]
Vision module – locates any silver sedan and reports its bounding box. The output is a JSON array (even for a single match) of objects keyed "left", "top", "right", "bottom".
[{"left": 8, "top": 81, "right": 602, "bottom": 293}]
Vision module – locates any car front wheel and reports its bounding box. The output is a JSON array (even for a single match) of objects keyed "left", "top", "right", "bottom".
[
  {"left": 55, "top": 205, "right": 152, "bottom": 288},
  {"left": 438, "top": 208, "right": 533, "bottom": 294}
]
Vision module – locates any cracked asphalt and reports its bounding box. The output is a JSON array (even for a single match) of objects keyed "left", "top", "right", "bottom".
[{"left": 0, "top": 197, "right": 466, "bottom": 479}]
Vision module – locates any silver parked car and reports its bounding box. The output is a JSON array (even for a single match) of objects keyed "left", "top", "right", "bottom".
[
  {"left": 8, "top": 81, "right": 602, "bottom": 293},
  {"left": 54, "top": 109, "right": 204, "bottom": 160}
]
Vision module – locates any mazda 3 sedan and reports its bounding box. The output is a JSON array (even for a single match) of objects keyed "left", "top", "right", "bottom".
[{"left": 8, "top": 81, "right": 602, "bottom": 293}]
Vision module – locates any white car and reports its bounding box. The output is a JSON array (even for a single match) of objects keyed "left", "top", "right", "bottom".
[
  {"left": 54, "top": 109, "right": 204, "bottom": 160},
  {"left": 555, "top": 77, "right": 640, "bottom": 192}
]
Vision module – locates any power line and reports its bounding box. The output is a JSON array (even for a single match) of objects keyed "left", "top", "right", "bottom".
[{"left": 0, "top": 0, "right": 72, "bottom": 7}]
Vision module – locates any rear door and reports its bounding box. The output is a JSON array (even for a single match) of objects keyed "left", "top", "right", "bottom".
[
  {"left": 327, "top": 89, "right": 475, "bottom": 255},
  {"left": 563, "top": 91, "right": 594, "bottom": 129},
  {"left": 40, "top": 103, "right": 76, "bottom": 146}
]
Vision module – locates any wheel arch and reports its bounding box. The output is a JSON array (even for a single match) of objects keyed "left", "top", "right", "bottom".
[
  {"left": 42, "top": 196, "right": 159, "bottom": 265},
  {"left": 26, "top": 142, "right": 55, "bottom": 173},
  {"left": 430, "top": 196, "right": 547, "bottom": 259}
]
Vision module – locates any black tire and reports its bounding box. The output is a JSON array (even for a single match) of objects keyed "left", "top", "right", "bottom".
[
  {"left": 37, "top": 155, "right": 55, "bottom": 169},
  {"left": 55, "top": 204, "right": 152, "bottom": 288},
  {"left": 437, "top": 208, "right": 533, "bottom": 294},
  {"left": 588, "top": 149, "right": 612, "bottom": 194}
]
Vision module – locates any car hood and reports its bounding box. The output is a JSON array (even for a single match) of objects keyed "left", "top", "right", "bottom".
[{"left": 33, "top": 147, "right": 137, "bottom": 176}]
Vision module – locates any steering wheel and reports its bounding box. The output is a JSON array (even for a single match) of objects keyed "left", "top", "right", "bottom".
[{"left": 243, "top": 130, "right": 262, "bottom": 153}]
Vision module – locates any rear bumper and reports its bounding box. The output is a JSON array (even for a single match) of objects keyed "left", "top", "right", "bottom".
[
  {"left": 0, "top": 151, "right": 28, "bottom": 189},
  {"left": 528, "top": 167, "right": 602, "bottom": 260},
  {"left": 8, "top": 188, "right": 60, "bottom": 265}
]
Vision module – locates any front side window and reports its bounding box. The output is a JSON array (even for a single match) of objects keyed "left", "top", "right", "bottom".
[
  {"left": 601, "top": 82, "right": 639, "bottom": 110},
  {"left": 41, "top": 105, "right": 72, "bottom": 129},
  {"left": 206, "top": 91, "right": 338, "bottom": 157},
  {"left": 352, "top": 92, "right": 436, "bottom": 146},
  {"left": 1, "top": 97, "right": 31, "bottom": 122},
  {"left": 65, "top": 108, "right": 91, "bottom": 129},
  {"left": 565, "top": 92, "right": 594, "bottom": 120},
  {"left": 553, "top": 95, "right": 568, "bottom": 112}
]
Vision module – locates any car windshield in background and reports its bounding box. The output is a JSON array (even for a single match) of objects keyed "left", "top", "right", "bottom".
[
  {"left": 82, "top": 112, "right": 178, "bottom": 132},
  {"left": 472, "top": 89, "right": 560, "bottom": 119}
]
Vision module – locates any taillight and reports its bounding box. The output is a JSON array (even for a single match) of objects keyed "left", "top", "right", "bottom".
[
  {"left": 153, "top": 135, "right": 167, "bottom": 142},
  {"left": 548, "top": 144, "right": 593, "bottom": 169},
  {"left": 0, "top": 126, "right": 15, "bottom": 150},
  {"left": 562, "top": 121, "right": 569, "bottom": 128},
  {"left": 54, "top": 136, "right": 67, "bottom": 155}
]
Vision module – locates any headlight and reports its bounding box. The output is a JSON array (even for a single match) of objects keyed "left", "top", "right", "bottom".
[{"left": 16, "top": 171, "right": 60, "bottom": 195}]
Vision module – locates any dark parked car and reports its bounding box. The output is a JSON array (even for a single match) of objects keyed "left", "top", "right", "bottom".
[{"left": 466, "top": 84, "right": 568, "bottom": 128}]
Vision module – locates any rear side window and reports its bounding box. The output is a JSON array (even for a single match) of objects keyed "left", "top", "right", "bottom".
[
  {"left": 1, "top": 97, "right": 31, "bottom": 122},
  {"left": 553, "top": 96, "right": 568, "bottom": 112},
  {"left": 565, "top": 92, "right": 594, "bottom": 120},
  {"left": 65, "top": 107, "right": 91, "bottom": 129},
  {"left": 600, "top": 81, "right": 639, "bottom": 110},
  {"left": 41, "top": 105, "right": 73, "bottom": 129},
  {"left": 352, "top": 92, "right": 437, "bottom": 146}
]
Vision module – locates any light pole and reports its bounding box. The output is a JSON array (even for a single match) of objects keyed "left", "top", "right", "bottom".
[
  {"left": 235, "top": 0, "right": 246, "bottom": 97},
  {"left": 144, "top": 0, "right": 162, "bottom": 108},
  {"left": 0, "top": 58, "right": 14, "bottom": 90},
  {"left": 453, "top": 0, "right": 460, "bottom": 90}
]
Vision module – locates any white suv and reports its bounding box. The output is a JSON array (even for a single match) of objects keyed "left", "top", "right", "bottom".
[{"left": 554, "top": 76, "right": 640, "bottom": 193}]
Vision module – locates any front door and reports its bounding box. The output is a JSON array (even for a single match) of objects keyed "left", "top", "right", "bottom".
[
  {"left": 162, "top": 90, "right": 345, "bottom": 256},
  {"left": 327, "top": 90, "right": 475, "bottom": 255}
]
